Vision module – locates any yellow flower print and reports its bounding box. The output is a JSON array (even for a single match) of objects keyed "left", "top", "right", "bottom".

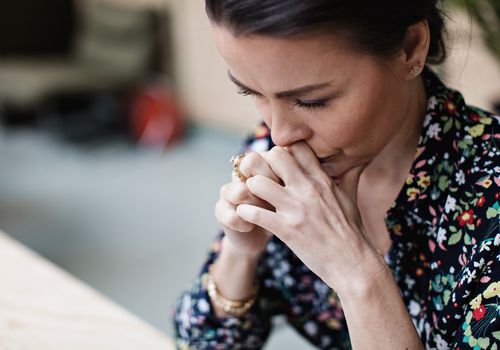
[
  {"left": 406, "top": 187, "right": 419, "bottom": 201},
  {"left": 406, "top": 177, "right": 414, "bottom": 185},
  {"left": 468, "top": 124, "right": 485, "bottom": 137},
  {"left": 469, "top": 294, "right": 482, "bottom": 310},
  {"left": 480, "top": 179, "right": 492, "bottom": 188},
  {"left": 392, "top": 224, "right": 402, "bottom": 236},
  {"left": 177, "top": 340, "right": 193, "bottom": 350},
  {"left": 483, "top": 281, "right": 500, "bottom": 299},
  {"left": 417, "top": 175, "right": 431, "bottom": 188},
  {"left": 479, "top": 117, "right": 492, "bottom": 125}
]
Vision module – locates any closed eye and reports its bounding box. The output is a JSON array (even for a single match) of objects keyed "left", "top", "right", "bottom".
[
  {"left": 238, "top": 87, "right": 329, "bottom": 111},
  {"left": 293, "top": 99, "right": 329, "bottom": 111},
  {"left": 237, "top": 87, "right": 263, "bottom": 98}
]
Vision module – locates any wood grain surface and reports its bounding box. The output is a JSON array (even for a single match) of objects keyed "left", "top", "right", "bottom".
[{"left": 0, "top": 231, "right": 174, "bottom": 350}]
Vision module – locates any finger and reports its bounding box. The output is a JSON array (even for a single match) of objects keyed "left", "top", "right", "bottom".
[
  {"left": 215, "top": 199, "right": 255, "bottom": 232},
  {"left": 263, "top": 146, "right": 305, "bottom": 185},
  {"left": 245, "top": 175, "right": 289, "bottom": 210},
  {"left": 239, "top": 152, "right": 282, "bottom": 184},
  {"left": 286, "top": 141, "right": 330, "bottom": 181},
  {"left": 236, "top": 203, "right": 284, "bottom": 237},
  {"left": 336, "top": 164, "right": 366, "bottom": 203},
  {"left": 221, "top": 181, "right": 273, "bottom": 209}
]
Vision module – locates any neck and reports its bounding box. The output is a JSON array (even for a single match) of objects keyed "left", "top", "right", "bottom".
[{"left": 364, "top": 76, "right": 428, "bottom": 184}]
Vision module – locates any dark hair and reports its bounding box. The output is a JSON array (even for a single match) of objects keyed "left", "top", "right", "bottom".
[{"left": 206, "top": 0, "right": 447, "bottom": 64}]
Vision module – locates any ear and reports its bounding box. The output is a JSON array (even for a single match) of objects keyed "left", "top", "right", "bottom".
[{"left": 399, "top": 20, "right": 431, "bottom": 80}]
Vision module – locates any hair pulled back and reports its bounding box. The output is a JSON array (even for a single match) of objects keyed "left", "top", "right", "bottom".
[{"left": 206, "top": 0, "right": 447, "bottom": 64}]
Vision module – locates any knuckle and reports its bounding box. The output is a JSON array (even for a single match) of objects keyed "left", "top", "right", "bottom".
[
  {"left": 214, "top": 200, "right": 228, "bottom": 220},
  {"left": 229, "top": 183, "right": 248, "bottom": 203},
  {"left": 245, "top": 207, "right": 260, "bottom": 223},
  {"left": 249, "top": 174, "right": 266, "bottom": 188},
  {"left": 241, "top": 152, "right": 259, "bottom": 170},
  {"left": 288, "top": 212, "right": 306, "bottom": 231},
  {"left": 221, "top": 182, "right": 247, "bottom": 203},
  {"left": 224, "top": 210, "right": 241, "bottom": 229},
  {"left": 267, "top": 147, "right": 284, "bottom": 162},
  {"left": 303, "top": 181, "right": 322, "bottom": 198},
  {"left": 220, "top": 183, "right": 230, "bottom": 198}
]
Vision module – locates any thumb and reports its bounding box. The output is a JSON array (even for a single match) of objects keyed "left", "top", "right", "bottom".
[{"left": 336, "top": 164, "right": 366, "bottom": 203}]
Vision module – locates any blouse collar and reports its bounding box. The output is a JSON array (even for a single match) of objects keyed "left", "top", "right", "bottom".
[{"left": 384, "top": 67, "right": 467, "bottom": 231}]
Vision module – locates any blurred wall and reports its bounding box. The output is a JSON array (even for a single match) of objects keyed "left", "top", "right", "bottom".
[
  {"left": 166, "top": 0, "right": 259, "bottom": 133},
  {"left": 165, "top": 2, "right": 500, "bottom": 133}
]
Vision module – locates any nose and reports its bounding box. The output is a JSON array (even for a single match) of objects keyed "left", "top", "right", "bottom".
[
  {"left": 270, "top": 119, "right": 303, "bottom": 147},
  {"left": 270, "top": 111, "right": 311, "bottom": 147},
  {"left": 257, "top": 101, "right": 311, "bottom": 147}
]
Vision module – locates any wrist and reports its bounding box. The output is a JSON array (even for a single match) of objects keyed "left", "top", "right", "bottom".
[
  {"left": 334, "top": 248, "right": 391, "bottom": 302},
  {"left": 221, "top": 236, "right": 263, "bottom": 265}
]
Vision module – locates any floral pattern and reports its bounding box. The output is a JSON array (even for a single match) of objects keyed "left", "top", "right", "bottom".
[{"left": 173, "top": 68, "right": 499, "bottom": 349}]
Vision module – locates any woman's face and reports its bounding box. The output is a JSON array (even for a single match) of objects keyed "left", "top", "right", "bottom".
[{"left": 213, "top": 27, "right": 416, "bottom": 178}]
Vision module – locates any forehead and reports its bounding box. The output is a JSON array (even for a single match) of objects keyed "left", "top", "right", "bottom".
[{"left": 212, "top": 26, "right": 367, "bottom": 90}]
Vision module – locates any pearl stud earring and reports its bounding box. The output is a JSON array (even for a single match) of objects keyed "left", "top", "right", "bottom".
[{"left": 410, "top": 63, "right": 423, "bottom": 77}]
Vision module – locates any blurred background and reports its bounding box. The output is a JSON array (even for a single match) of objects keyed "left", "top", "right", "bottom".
[{"left": 0, "top": 0, "right": 499, "bottom": 348}]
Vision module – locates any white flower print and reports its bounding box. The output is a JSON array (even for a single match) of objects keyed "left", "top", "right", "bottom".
[
  {"left": 455, "top": 170, "right": 465, "bottom": 185},
  {"left": 494, "top": 233, "right": 500, "bottom": 246},
  {"left": 405, "top": 275, "right": 416, "bottom": 289},
  {"left": 444, "top": 196, "right": 456, "bottom": 214},
  {"left": 473, "top": 258, "right": 485, "bottom": 269},
  {"left": 304, "top": 321, "right": 318, "bottom": 336},
  {"left": 480, "top": 240, "right": 492, "bottom": 252},
  {"left": 423, "top": 113, "right": 433, "bottom": 127},
  {"left": 197, "top": 298, "right": 210, "bottom": 313},
  {"left": 428, "top": 96, "right": 438, "bottom": 110},
  {"left": 433, "top": 334, "right": 449, "bottom": 350},
  {"left": 426, "top": 123, "right": 442, "bottom": 139},
  {"left": 409, "top": 300, "right": 421, "bottom": 317},
  {"left": 437, "top": 227, "right": 447, "bottom": 244}
]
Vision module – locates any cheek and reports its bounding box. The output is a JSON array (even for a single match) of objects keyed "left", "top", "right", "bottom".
[{"left": 314, "top": 94, "right": 389, "bottom": 154}]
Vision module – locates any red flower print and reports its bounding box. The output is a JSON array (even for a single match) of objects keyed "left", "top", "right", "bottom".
[
  {"left": 476, "top": 196, "right": 486, "bottom": 207},
  {"left": 469, "top": 112, "right": 481, "bottom": 122},
  {"left": 472, "top": 304, "right": 486, "bottom": 321},
  {"left": 458, "top": 209, "right": 474, "bottom": 227},
  {"left": 476, "top": 218, "right": 482, "bottom": 227}
]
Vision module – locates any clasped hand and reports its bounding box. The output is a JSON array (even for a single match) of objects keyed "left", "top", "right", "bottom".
[{"left": 216, "top": 141, "right": 382, "bottom": 295}]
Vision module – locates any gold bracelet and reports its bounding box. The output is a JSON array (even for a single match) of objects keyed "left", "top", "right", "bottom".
[{"left": 206, "top": 264, "right": 259, "bottom": 317}]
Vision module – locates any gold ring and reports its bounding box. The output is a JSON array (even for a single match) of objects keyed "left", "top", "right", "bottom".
[{"left": 230, "top": 153, "right": 248, "bottom": 182}]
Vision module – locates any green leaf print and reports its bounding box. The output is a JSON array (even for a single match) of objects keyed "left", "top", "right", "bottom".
[
  {"left": 448, "top": 231, "right": 462, "bottom": 245},
  {"left": 443, "top": 289, "right": 451, "bottom": 304},
  {"left": 477, "top": 337, "right": 490, "bottom": 349},
  {"left": 486, "top": 207, "right": 499, "bottom": 219},
  {"left": 438, "top": 175, "right": 449, "bottom": 191},
  {"left": 444, "top": 118, "right": 453, "bottom": 133},
  {"left": 464, "top": 233, "right": 472, "bottom": 245},
  {"left": 493, "top": 331, "right": 500, "bottom": 340}
]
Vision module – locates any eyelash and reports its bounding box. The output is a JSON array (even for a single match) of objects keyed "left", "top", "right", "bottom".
[{"left": 237, "top": 88, "right": 329, "bottom": 111}]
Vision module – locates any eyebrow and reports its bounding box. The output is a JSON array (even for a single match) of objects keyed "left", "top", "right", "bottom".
[{"left": 227, "top": 70, "right": 333, "bottom": 99}]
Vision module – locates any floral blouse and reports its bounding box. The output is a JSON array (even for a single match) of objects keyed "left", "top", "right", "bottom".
[{"left": 173, "top": 69, "right": 500, "bottom": 349}]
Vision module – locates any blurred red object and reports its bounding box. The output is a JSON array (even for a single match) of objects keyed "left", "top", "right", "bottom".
[{"left": 129, "top": 82, "right": 184, "bottom": 147}]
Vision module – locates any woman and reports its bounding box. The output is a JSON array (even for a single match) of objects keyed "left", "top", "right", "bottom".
[{"left": 173, "top": 1, "right": 499, "bottom": 349}]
